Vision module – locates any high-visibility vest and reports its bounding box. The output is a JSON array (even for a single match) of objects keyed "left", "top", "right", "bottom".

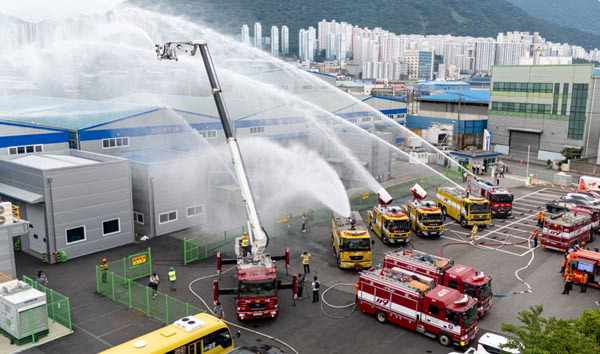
[
  {"left": 301, "top": 254, "right": 311, "bottom": 265},
  {"left": 582, "top": 274, "right": 589, "bottom": 284},
  {"left": 533, "top": 230, "right": 539, "bottom": 239},
  {"left": 241, "top": 237, "right": 249, "bottom": 247},
  {"left": 101, "top": 263, "right": 108, "bottom": 271},
  {"left": 169, "top": 271, "right": 176, "bottom": 281}
]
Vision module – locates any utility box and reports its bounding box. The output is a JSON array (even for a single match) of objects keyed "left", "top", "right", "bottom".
[
  {"left": 553, "top": 172, "right": 573, "bottom": 187},
  {"left": 0, "top": 280, "right": 48, "bottom": 340}
]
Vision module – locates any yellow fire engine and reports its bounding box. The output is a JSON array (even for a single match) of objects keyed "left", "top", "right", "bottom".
[
  {"left": 435, "top": 187, "right": 491, "bottom": 228},
  {"left": 332, "top": 212, "right": 373, "bottom": 269},
  {"left": 366, "top": 205, "right": 411, "bottom": 244},
  {"left": 406, "top": 200, "right": 444, "bottom": 237}
]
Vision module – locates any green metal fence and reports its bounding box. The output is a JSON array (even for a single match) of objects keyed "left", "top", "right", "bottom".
[
  {"left": 104, "top": 248, "right": 152, "bottom": 281},
  {"left": 445, "top": 166, "right": 464, "bottom": 181},
  {"left": 22, "top": 275, "right": 72, "bottom": 332},
  {"left": 95, "top": 267, "right": 206, "bottom": 325},
  {"left": 183, "top": 176, "right": 448, "bottom": 265}
]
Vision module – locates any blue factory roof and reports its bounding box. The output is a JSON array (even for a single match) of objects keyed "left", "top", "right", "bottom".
[
  {"left": 416, "top": 81, "right": 470, "bottom": 87},
  {"left": 0, "top": 95, "right": 159, "bottom": 130},
  {"left": 594, "top": 68, "right": 600, "bottom": 77},
  {"left": 418, "top": 90, "right": 490, "bottom": 104}
]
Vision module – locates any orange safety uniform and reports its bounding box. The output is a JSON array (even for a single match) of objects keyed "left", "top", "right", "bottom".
[{"left": 582, "top": 273, "right": 589, "bottom": 284}]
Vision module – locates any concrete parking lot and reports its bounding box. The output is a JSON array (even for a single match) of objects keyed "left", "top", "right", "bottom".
[{"left": 17, "top": 183, "right": 599, "bottom": 354}]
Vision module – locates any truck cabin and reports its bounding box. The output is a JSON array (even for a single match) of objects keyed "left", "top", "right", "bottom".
[
  {"left": 340, "top": 232, "right": 371, "bottom": 251},
  {"left": 445, "top": 265, "right": 492, "bottom": 301},
  {"left": 413, "top": 201, "right": 443, "bottom": 222},
  {"left": 465, "top": 199, "right": 490, "bottom": 215},
  {"left": 488, "top": 191, "right": 513, "bottom": 204},
  {"left": 425, "top": 286, "right": 478, "bottom": 329},
  {"left": 567, "top": 250, "right": 600, "bottom": 280},
  {"left": 237, "top": 266, "right": 278, "bottom": 299},
  {"left": 381, "top": 207, "right": 410, "bottom": 233}
]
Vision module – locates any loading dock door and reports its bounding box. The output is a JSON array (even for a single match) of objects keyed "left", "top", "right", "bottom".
[
  {"left": 509, "top": 131, "right": 540, "bottom": 159},
  {"left": 26, "top": 204, "right": 47, "bottom": 254}
]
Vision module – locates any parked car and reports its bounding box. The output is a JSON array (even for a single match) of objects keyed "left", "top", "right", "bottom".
[
  {"left": 228, "top": 345, "right": 285, "bottom": 354},
  {"left": 575, "top": 190, "right": 600, "bottom": 200},
  {"left": 565, "top": 193, "right": 600, "bottom": 204},
  {"left": 448, "top": 332, "right": 521, "bottom": 354},
  {"left": 546, "top": 199, "right": 580, "bottom": 213}
]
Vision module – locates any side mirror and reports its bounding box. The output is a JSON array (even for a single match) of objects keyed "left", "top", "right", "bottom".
[
  {"left": 236, "top": 330, "right": 241, "bottom": 338},
  {"left": 371, "top": 240, "right": 375, "bottom": 245}
]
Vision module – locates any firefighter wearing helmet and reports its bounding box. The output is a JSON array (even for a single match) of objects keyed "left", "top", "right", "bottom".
[
  {"left": 100, "top": 258, "right": 108, "bottom": 284},
  {"left": 470, "top": 225, "right": 478, "bottom": 242},
  {"left": 240, "top": 232, "right": 250, "bottom": 257}
]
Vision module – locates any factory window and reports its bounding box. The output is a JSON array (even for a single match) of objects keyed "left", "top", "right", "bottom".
[
  {"left": 187, "top": 205, "right": 204, "bottom": 217},
  {"left": 159, "top": 210, "right": 178, "bottom": 224},
  {"left": 348, "top": 117, "right": 358, "bottom": 124},
  {"left": 493, "top": 82, "right": 553, "bottom": 93},
  {"left": 102, "top": 218, "right": 121, "bottom": 236},
  {"left": 362, "top": 117, "right": 371, "bottom": 123},
  {"left": 8, "top": 144, "right": 43, "bottom": 155},
  {"left": 567, "top": 83, "right": 589, "bottom": 140},
  {"left": 302, "top": 85, "right": 312, "bottom": 89},
  {"left": 66, "top": 226, "right": 86, "bottom": 244},
  {"left": 199, "top": 130, "right": 217, "bottom": 139},
  {"left": 250, "top": 126, "right": 265, "bottom": 134},
  {"left": 102, "top": 137, "right": 129, "bottom": 149},
  {"left": 133, "top": 212, "right": 144, "bottom": 225}
]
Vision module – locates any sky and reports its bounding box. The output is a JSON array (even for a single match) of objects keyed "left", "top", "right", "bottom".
[{"left": 0, "top": 0, "right": 125, "bottom": 22}]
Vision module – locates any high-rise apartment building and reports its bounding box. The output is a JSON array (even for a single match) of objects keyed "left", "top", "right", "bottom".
[
  {"left": 336, "top": 32, "right": 346, "bottom": 62},
  {"left": 241, "top": 24, "right": 250, "bottom": 45},
  {"left": 270, "top": 26, "right": 279, "bottom": 56},
  {"left": 298, "top": 27, "right": 316, "bottom": 62},
  {"left": 404, "top": 50, "right": 434, "bottom": 81},
  {"left": 489, "top": 64, "right": 600, "bottom": 161},
  {"left": 253, "top": 22, "right": 262, "bottom": 48},
  {"left": 281, "top": 26, "right": 289, "bottom": 55},
  {"left": 326, "top": 32, "right": 336, "bottom": 60}
]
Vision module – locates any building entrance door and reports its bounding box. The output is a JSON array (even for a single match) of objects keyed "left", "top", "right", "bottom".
[{"left": 26, "top": 204, "right": 47, "bottom": 254}]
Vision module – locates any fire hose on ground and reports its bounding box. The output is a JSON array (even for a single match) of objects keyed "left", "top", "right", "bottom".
[{"left": 441, "top": 229, "right": 535, "bottom": 297}]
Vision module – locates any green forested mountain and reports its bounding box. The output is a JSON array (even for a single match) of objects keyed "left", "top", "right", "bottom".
[
  {"left": 508, "top": 0, "right": 600, "bottom": 36},
  {"left": 129, "top": 0, "right": 600, "bottom": 52}
]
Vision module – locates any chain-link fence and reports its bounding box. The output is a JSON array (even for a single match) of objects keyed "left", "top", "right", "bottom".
[
  {"left": 183, "top": 177, "right": 447, "bottom": 264},
  {"left": 96, "top": 259, "right": 206, "bottom": 325},
  {"left": 22, "top": 275, "right": 72, "bottom": 332}
]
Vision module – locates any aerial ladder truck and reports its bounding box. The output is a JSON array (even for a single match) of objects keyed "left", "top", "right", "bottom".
[{"left": 156, "top": 42, "right": 297, "bottom": 320}]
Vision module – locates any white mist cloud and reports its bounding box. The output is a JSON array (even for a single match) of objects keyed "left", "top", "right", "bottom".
[{"left": 1, "top": 0, "right": 124, "bottom": 22}]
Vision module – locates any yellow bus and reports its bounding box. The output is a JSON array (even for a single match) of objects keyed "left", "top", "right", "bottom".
[{"left": 100, "top": 313, "right": 236, "bottom": 354}]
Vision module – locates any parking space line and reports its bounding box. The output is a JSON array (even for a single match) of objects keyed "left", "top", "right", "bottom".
[
  {"left": 440, "top": 234, "right": 524, "bottom": 256},
  {"left": 526, "top": 195, "right": 556, "bottom": 202},
  {"left": 513, "top": 200, "right": 543, "bottom": 208}
]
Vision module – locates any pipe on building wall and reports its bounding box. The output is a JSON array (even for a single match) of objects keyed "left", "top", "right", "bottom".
[
  {"left": 585, "top": 78, "right": 597, "bottom": 158},
  {"left": 46, "top": 177, "right": 58, "bottom": 264},
  {"left": 149, "top": 176, "right": 156, "bottom": 238}
]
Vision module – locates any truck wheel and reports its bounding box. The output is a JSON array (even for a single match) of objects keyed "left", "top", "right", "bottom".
[
  {"left": 460, "top": 218, "right": 468, "bottom": 228},
  {"left": 375, "top": 310, "right": 387, "bottom": 323},
  {"left": 437, "top": 333, "right": 451, "bottom": 347}
]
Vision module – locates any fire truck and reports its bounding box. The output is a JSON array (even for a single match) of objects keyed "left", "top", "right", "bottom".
[
  {"left": 406, "top": 184, "right": 444, "bottom": 238},
  {"left": 435, "top": 187, "right": 491, "bottom": 228},
  {"left": 565, "top": 249, "right": 600, "bottom": 289},
  {"left": 356, "top": 267, "right": 479, "bottom": 347},
  {"left": 467, "top": 179, "right": 513, "bottom": 218},
  {"left": 571, "top": 206, "right": 599, "bottom": 241},
  {"left": 366, "top": 198, "right": 411, "bottom": 245},
  {"left": 383, "top": 249, "right": 493, "bottom": 317},
  {"left": 540, "top": 211, "right": 592, "bottom": 252},
  {"left": 156, "top": 42, "right": 298, "bottom": 320},
  {"left": 332, "top": 211, "right": 373, "bottom": 269}
]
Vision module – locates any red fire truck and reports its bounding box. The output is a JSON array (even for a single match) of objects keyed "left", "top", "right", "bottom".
[
  {"left": 541, "top": 211, "right": 592, "bottom": 252},
  {"left": 467, "top": 179, "right": 513, "bottom": 218},
  {"left": 383, "top": 249, "right": 493, "bottom": 317},
  {"left": 214, "top": 251, "right": 297, "bottom": 320},
  {"left": 356, "top": 267, "right": 479, "bottom": 347},
  {"left": 565, "top": 249, "right": 600, "bottom": 289},
  {"left": 571, "top": 206, "right": 599, "bottom": 241}
]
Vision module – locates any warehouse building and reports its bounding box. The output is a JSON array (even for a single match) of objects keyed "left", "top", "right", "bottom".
[
  {"left": 489, "top": 64, "right": 600, "bottom": 161},
  {"left": 0, "top": 150, "right": 134, "bottom": 263},
  {"left": 0, "top": 202, "right": 28, "bottom": 278}
]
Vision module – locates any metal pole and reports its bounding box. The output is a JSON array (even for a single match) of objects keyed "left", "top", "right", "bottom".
[{"left": 527, "top": 145, "right": 530, "bottom": 181}]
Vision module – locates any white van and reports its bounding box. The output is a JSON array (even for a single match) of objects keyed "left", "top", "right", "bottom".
[{"left": 449, "top": 332, "right": 521, "bottom": 354}]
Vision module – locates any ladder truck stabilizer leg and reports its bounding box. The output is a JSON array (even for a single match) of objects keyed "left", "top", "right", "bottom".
[{"left": 271, "top": 248, "right": 291, "bottom": 275}]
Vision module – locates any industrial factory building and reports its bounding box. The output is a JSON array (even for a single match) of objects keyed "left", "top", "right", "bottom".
[
  {"left": 0, "top": 93, "right": 402, "bottom": 240},
  {"left": 0, "top": 150, "right": 134, "bottom": 263}
]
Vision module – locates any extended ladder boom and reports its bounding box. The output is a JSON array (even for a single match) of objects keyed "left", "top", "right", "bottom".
[{"left": 156, "top": 42, "right": 267, "bottom": 257}]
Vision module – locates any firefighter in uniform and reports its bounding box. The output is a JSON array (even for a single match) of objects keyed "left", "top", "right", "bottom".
[
  {"left": 168, "top": 266, "right": 176, "bottom": 291},
  {"left": 470, "top": 225, "right": 478, "bottom": 242},
  {"left": 537, "top": 211, "right": 545, "bottom": 228},
  {"left": 560, "top": 255, "right": 568, "bottom": 274},
  {"left": 581, "top": 272, "right": 589, "bottom": 293},
  {"left": 562, "top": 272, "right": 573, "bottom": 295},
  {"left": 100, "top": 258, "right": 108, "bottom": 284},
  {"left": 532, "top": 228, "right": 539, "bottom": 248},
  {"left": 240, "top": 232, "right": 250, "bottom": 257}
]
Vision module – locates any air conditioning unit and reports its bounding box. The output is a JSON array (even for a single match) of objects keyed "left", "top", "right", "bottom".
[
  {"left": 174, "top": 316, "right": 206, "bottom": 332},
  {"left": 0, "top": 280, "right": 48, "bottom": 340},
  {"left": 0, "top": 202, "right": 13, "bottom": 225}
]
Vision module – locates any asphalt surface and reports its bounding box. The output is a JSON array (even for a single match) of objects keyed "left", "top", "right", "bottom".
[{"left": 16, "top": 182, "right": 599, "bottom": 354}]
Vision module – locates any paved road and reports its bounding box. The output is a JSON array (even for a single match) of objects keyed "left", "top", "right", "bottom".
[{"left": 17, "top": 185, "right": 600, "bottom": 354}]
